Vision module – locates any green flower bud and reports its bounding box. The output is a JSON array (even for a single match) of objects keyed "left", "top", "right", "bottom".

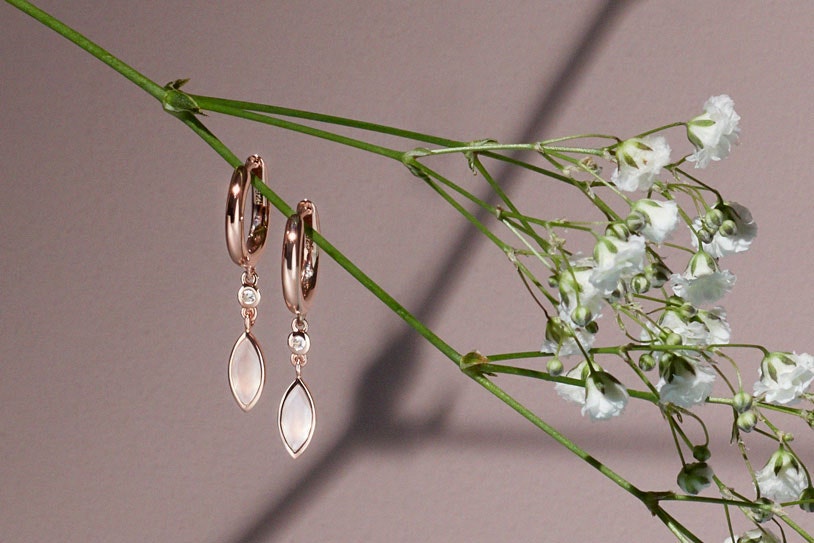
[
  {"left": 692, "top": 445, "right": 711, "bottom": 462},
  {"left": 719, "top": 219, "right": 738, "bottom": 237},
  {"left": 733, "top": 391, "right": 753, "bottom": 413},
  {"left": 545, "top": 317, "right": 567, "bottom": 343},
  {"left": 677, "top": 303, "right": 697, "bottom": 320},
  {"left": 704, "top": 208, "right": 725, "bottom": 229},
  {"left": 744, "top": 497, "right": 774, "bottom": 523},
  {"left": 800, "top": 487, "right": 814, "bottom": 513},
  {"left": 571, "top": 305, "right": 593, "bottom": 327},
  {"left": 737, "top": 409, "right": 758, "bottom": 432},
  {"left": 677, "top": 462, "right": 713, "bottom": 495},
  {"left": 665, "top": 332, "right": 683, "bottom": 346},
  {"left": 547, "top": 358, "right": 564, "bottom": 376},
  {"left": 605, "top": 222, "right": 630, "bottom": 240},
  {"left": 547, "top": 275, "right": 559, "bottom": 288},
  {"left": 630, "top": 273, "right": 651, "bottom": 294},
  {"left": 585, "top": 321, "right": 599, "bottom": 335},
  {"left": 638, "top": 353, "right": 656, "bottom": 372},
  {"left": 625, "top": 212, "right": 646, "bottom": 234},
  {"left": 666, "top": 295, "right": 685, "bottom": 307},
  {"left": 645, "top": 262, "right": 671, "bottom": 288},
  {"left": 697, "top": 227, "right": 714, "bottom": 244}
]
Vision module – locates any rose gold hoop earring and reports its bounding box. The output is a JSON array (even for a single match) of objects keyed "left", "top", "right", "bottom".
[
  {"left": 278, "top": 200, "right": 319, "bottom": 458},
  {"left": 225, "top": 155, "right": 270, "bottom": 412}
]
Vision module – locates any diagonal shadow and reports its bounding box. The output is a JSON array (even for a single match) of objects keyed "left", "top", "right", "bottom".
[{"left": 225, "top": 2, "right": 632, "bottom": 542}]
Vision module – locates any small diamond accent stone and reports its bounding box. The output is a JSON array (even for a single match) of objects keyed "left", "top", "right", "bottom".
[
  {"left": 238, "top": 286, "right": 260, "bottom": 308},
  {"left": 288, "top": 331, "right": 310, "bottom": 354}
]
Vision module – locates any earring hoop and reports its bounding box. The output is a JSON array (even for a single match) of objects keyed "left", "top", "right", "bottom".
[
  {"left": 225, "top": 155, "right": 270, "bottom": 412},
  {"left": 281, "top": 199, "right": 319, "bottom": 316},
  {"left": 279, "top": 199, "right": 320, "bottom": 458},
  {"left": 226, "top": 154, "right": 270, "bottom": 269}
]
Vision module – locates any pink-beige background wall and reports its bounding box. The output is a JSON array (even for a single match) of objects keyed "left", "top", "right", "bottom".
[{"left": 1, "top": 1, "right": 813, "bottom": 541}]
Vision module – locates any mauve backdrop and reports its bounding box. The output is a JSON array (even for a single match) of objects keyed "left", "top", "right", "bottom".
[{"left": 1, "top": 1, "right": 813, "bottom": 542}]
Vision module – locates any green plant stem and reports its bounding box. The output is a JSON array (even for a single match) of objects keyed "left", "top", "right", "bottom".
[
  {"left": 193, "top": 94, "right": 463, "bottom": 148},
  {"left": 776, "top": 512, "right": 814, "bottom": 543},
  {"left": 197, "top": 100, "right": 403, "bottom": 160},
  {"left": 469, "top": 372, "right": 702, "bottom": 542}
]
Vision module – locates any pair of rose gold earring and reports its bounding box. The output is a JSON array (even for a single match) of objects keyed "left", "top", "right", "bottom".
[{"left": 225, "top": 154, "right": 319, "bottom": 459}]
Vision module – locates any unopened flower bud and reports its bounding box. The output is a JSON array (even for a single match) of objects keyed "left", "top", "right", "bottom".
[
  {"left": 666, "top": 295, "right": 685, "bottom": 307},
  {"left": 638, "top": 353, "right": 656, "bottom": 372},
  {"left": 692, "top": 444, "right": 711, "bottom": 462},
  {"left": 571, "top": 305, "right": 593, "bottom": 327},
  {"left": 644, "top": 262, "right": 671, "bottom": 288},
  {"left": 719, "top": 219, "right": 738, "bottom": 237},
  {"left": 800, "top": 487, "right": 814, "bottom": 512},
  {"left": 545, "top": 317, "right": 567, "bottom": 343},
  {"left": 744, "top": 497, "right": 774, "bottom": 523},
  {"left": 688, "top": 250, "right": 719, "bottom": 276},
  {"left": 704, "top": 208, "right": 725, "bottom": 229},
  {"left": 697, "top": 227, "right": 714, "bottom": 244},
  {"left": 585, "top": 321, "right": 599, "bottom": 335},
  {"left": 733, "top": 391, "right": 753, "bottom": 413},
  {"left": 678, "top": 302, "right": 698, "bottom": 320},
  {"left": 625, "top": 212, "right": 646, "bottom": 234},
  {"left": 605, "top": 222, "right": 630, "bottom": 240},
  {"left": 737, "top": 409, "right": 758, "bottom": 432},
  {"left": 547, "top": 275, "right": 559, "bottom": 288},
  {"left": 665, "top": 332, "right": 683, "bottom": 346},
  {"left": 630, "top": 273, "right": 650, "bottom": 294},
  {"left": 677, "top": 462, "right": 713, "bottom": 495},
  {"left": 547, "top": 358, "right": 564, "bottom": 376}
]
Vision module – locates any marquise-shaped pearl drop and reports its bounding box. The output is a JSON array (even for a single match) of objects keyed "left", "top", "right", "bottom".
[
  {"left": 228, "top": 332, "right": 265, "bottom": 412},
  {"left": 278, "top": 378, "right": 315, "bottom": 458}
]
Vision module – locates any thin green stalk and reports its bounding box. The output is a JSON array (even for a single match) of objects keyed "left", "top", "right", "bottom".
[
  {"left": 193, "top": 94, "right": 463, "bottom": 148},
  {"left": 776, "top": 512, "right": 814, "bottom": 543},
  {"left": 199, "top": 100, "right": 403, "bottom": 160},
  {"left": 469, "top": 372, "right": 703, "bottom": 542},
  {"left": 474, "top": 158, "right": 551, "bottom": 252},
  {"left": 469, "top": 372, "right": 646, "bottom": 498},
  {"left": 481, "top": 363, "right": 657, "bottom": 402}
]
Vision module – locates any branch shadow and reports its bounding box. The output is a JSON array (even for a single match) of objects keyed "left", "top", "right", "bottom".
[{"left": 225, "top": 2, "right": 633, "bottom": 541}]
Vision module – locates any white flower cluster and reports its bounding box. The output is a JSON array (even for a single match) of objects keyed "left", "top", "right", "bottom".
[
  {"left": 545, "top": 95, "right": 811, "bottom": 442},
  {"left": 533, "top": 94, "right": 813, "bottom": 537}
]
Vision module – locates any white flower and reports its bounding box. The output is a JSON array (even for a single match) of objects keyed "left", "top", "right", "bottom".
[
  {"left": 724, "top": 528, "right": 780, "bottom": 543},
  {"left": 590, "top": 234, "right": 646, "bottom": 295},
  {"left": 670, "top": 251, "right": 735, "bottom": 306},
  {"left": 692, "top": 202, "right": 757, "bottom": 258},
  {"left": 687, "top": 94, "right": 740, "bottom": 168},
  {"left": 582, "top": 371, "right": 629, "bottom": 421},
  {"left": 755, "top": 447, "right": 809, "bottom": 503},
  {"left": 657, "top": 356, "right": 716, "bottom": 407},
  {"left": 641, "top": 307, "right": 730, "bottom": 363},
  {"left": 753, "top": 352, "right": 814, "bottom": 405},
  {"left": 541, "top": 317, "right": 595, "bottom": 357},
  {"left": 557, "top": 262, "right": 604, "bottom": 326},
  {"left": 611, "top": 136, "right": 671, "bottom": 192},
  {"left": 695, "top": 307, "right": 731, "bottom": 345},
  {"left": 554, "top": 360, "right": 590, "bottom": 404},
  {"left": 631, "top": 199, "right": 679, "bottom": 244}
]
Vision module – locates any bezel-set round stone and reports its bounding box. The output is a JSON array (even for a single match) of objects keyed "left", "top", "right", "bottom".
[
  {"left": 288, "top": 331, "right": 310, "bottom": 355},
  {"left": 238, "top": 285, "right": 260, "bottom": 308}
]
